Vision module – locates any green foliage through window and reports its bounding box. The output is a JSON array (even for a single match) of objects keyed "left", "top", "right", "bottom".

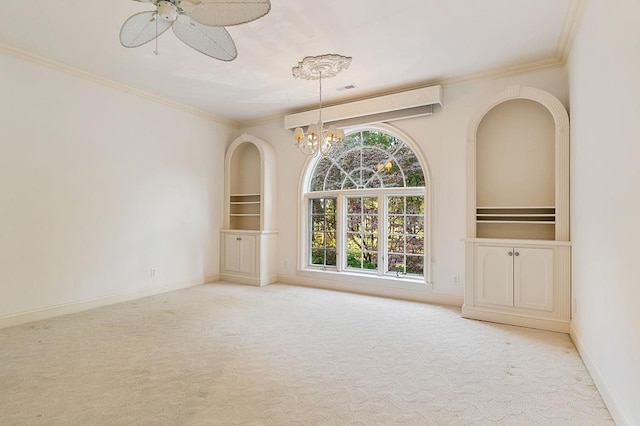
[
  {"left": 309, "top": 198, "right": 337, "bottom": 267},
  {"left": 309, "top": 131, "right": 425, "bottom": 192}
]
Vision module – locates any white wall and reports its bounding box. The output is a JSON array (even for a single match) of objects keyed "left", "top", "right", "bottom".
[
  {"left": 241, "top": 66, "right": 568, "bottom": 305},
  {"left": 0, "top": 52, "right": 237, "bottom": 325},
  {"left": 568, "top": 1, "right": 640, "bottom": 424}
]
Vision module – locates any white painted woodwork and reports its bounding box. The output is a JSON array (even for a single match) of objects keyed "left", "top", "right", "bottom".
[
  {"left": 224, "top": 234, "right": 256, "bottom": 275},
  {"left": 463, "top": 239, "right": 570, "bottom": 333},
  {"left": 463, "top": 87, "right": 571, "bottom": 333},
  {"left": 476, "top": 245, "right": 514, "bottom": 307},
  {"left": 284, "top": 86, "right": 443, "bottom": 129},
  {"left": 514, "top": 247, "right": 554, "bottom": 311},
  {"left": 476, "top": 99, "right": 555, "bottom": 208},
  {"left": 475, "top": 245, "right": 555, "bottom": 311},
  {"left": 222, "top": 134, "right": 278, "bottom": 286}
]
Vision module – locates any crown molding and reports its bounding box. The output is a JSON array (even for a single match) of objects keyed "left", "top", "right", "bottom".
[
  {"left": 0, "top": 43, "right": 240, "bottom": 129},
  {"left": 556, "top": 0, "right": 587, "bottom": 63},
  {"left": 438, "top": 57, "right": 563, "bottom": 86},
  {"left": 239, "top": 113, "right": 283, "bottom": 130}
]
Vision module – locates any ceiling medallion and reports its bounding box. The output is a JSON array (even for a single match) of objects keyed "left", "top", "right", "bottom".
[
  {"left": 292, "top": 54, "right": 352, "bottom": 80},
  {"left": 291, "top": 54, "right": 352, "bottom": 157}
]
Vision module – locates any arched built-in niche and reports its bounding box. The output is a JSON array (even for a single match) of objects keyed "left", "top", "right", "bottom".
[
  {"left": 222, "top": 134, "right": 278, "bottom": 287},
  {"left": 224, "top": 134, "right": 277, "bottom": 232},
  {"left": 466, "top": 86, "right": 570, "bottom": 241},
  {"left": 463, "top": 86, "right": 571, "bottom": 333}
]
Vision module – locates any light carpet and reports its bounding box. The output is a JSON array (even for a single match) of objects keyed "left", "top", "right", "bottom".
[{"left": 0, "top": 283, "right": 613, "bottom": 425}]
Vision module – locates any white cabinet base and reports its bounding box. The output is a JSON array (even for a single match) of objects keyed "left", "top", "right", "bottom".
[
  {"left": 463, "top": 238, "right": 571, "bottom": 333},
  {"left": 221, "top": 230, "right": 278, "bottom": 287},
  {"left": 461, "top": 305, "right": 570, "bottom": 333}
]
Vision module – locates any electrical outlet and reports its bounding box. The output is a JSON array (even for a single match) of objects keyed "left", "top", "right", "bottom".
[
  {"left": 284, "top": 260, "right": 289, "bottom": 270},
  {"left": 150, "top": 268, "right": 156, "bottom": 278},
  {"left": 453, "top": 274, "right": 461, "bottom": 285}
]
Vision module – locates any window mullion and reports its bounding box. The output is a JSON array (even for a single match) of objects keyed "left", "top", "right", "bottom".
[
  {"left": 337, "top": 194, "right": 344, "bottom": 272},
  {"left": 378, "top": 192, "right": 386, "bottom": 276}
]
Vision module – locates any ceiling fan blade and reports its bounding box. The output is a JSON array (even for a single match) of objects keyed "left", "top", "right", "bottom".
[
  {"left": 120, "top": 11, "right": 173, "bottom": 48},
  {"left": 183, "top": 0, "right": 271, "bottom": 27},
  {"left": 172, "top": 14, "right": 237, "bottom": 61}
]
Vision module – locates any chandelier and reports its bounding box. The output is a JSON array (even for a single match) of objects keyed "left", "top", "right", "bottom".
[{"left": 292, "top": 54, "right": 352, "bottom": 157}]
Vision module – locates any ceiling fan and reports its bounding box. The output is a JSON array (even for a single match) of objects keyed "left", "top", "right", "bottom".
[{"left": 120, "top": 0, "right": 271, "bottom": 61}]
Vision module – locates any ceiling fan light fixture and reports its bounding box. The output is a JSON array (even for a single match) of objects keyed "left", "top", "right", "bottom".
[
  {"left": 157, "top": 1, "right": 178, "bottom": 21},
  {"left": 120, "top": 0, "right": 271, "bottom": 61}
]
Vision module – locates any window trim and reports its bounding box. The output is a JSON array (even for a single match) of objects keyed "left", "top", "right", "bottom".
[{"left": 298, "top": 123, "right": 433, "bottom": 285}]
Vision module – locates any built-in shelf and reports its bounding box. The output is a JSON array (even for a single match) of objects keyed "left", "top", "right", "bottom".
[
  {"left": 229, "top": 193, "right": 261, "bottom": 230},
  {"left": 476, "top": 207, "right": 556, "bottom": 227},
  {"left": 222, "top": 134, "right": 278, "bottom": 287},
  {"left": 464, "top": 87, "right": 571, "bottom": 333}
]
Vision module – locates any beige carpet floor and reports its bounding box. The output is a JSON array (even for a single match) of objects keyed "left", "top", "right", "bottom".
[{"left": 0, "top": 283, "right": 613, "bottom": 425}]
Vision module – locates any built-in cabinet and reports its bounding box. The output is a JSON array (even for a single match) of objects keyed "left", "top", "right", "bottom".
[
  {"left": 463, "top": 87, "right": 571, "bottom": 333},
  {"left": 224, "top": 233, "right": 256, "bottom": 275},
  {"left": 221, "top": 134, "right": 277, "bottom": 286}
]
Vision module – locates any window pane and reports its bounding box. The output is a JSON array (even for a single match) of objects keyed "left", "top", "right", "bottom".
[
  {"left": 347, "top": 215, "right": 361, "bottom": 232},
  {"left": 308, "top": 130, "right": 425, "bottom": 192},
  {"left": 362, "top": 233, "right": 378, "bottom": 251},
  {"left": 311, "top": 249, "right": 325, "bottom": 265},
  {"left": 406, "top": 255, "right": 424, "bottom": 275},
  {"left": 347, "top": 197, "right": 361, "bottom": 213},
  {"left": 324, "top": 165, "right": 343, "bottom": 191},
  {"left": 363, "top": 252, "right": 377, "bottom": 270},
  {"left": 406, "top": 196, "right": 424, "bottom": 214},
  {"left": 312, "top": 232, "right": 326, "bottom": 248},
  {"left": 311, "top": 199, "right": 324, "bottom": 214},
  {"left": 406, "top": 235, "right": 424, "bottom": 254},
  {"left": 312, "top": 215, "right": 325, "bottom": 232},
  {"left": 309, "top": 197, "right": 337, "bottom": 268},
  {"left": 388, "top": 196, "right": 404, "bottom": 214},
  {"left": 388, "top": 254, "right": 405, "bottom": 274},
  {"left": 325, "top": 232, "right": 337, "bottom": 249},
  {"left": 363, "top": 215, "right": 377, "bottom": 232},
  {"left": 406, "top": 215, "right": 424, "bottom": 235},
  {"left": 385, "top": 195, "right": 425, "bottom": 277},
  {"left": 363, "top": 197, "right": 378, "bottom": 213},
  {"left": 388, "top": 215, "right": 405, "bottom": 234},
  {"left": 347, "top": 251, "right": 362, "bottom": 268},
  {"left": 388, "top": 235, "right": 405, "bottom": 253},
  {"left": 326, "top": 249, "right": 337, "bottom": 266}
]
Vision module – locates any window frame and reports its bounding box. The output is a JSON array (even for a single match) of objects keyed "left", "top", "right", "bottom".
[{"left": 299, "top": 124, "right": 432, "bottom": 285}]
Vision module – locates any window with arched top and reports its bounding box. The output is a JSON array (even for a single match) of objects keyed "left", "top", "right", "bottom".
[{"left": 302, "top": 128, "right": 429, "bottom": 281}]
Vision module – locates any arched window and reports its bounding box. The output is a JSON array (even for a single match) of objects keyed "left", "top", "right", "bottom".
[{"left": 302, "top": 127, "right": 429, "bottom": 280}]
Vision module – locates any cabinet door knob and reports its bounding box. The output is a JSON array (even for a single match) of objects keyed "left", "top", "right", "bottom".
[
  {"left": 508, "top": 251, "right": 513, "bottom": 256},
  {"left": 236, "top": 237, "right": 242, "bottom": 241},
  {"left": 514, "top": 252, "right": 520, "bottom": 256}
]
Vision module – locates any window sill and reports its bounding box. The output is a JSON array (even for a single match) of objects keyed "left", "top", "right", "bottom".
[{"left": 298, "top": 267, "right": 433, "bottom": 291}]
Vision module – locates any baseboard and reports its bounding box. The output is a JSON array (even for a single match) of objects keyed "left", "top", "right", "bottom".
[
  {"left": 570, "top": 322, "right": 631, "bottom": 426},
  {"left": 0, "top": 275, "right": 219, "bottom": 330},
  {"left": 277, "top": 273, "right": 463, "bottom": 307},
  {"left": 461, "top": 305, "right": 569, "bottom": 333}
]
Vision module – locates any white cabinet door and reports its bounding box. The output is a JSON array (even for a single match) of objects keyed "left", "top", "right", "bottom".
[
  {"left": 238, "top": 235, "right": 256, "bottom": 274},
  {"left": 225, "top": 234, "right": 256, "bottom": 275},
  {"left": 513, "top": 247, "right": 554, "bottom": 311},
  {"left": 476, "top": 245, "right": 514, "bottom": 307}
]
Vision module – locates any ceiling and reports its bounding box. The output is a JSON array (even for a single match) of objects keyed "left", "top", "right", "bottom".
[{"left": 0, "top": 0, "right": 578, "bottom": 124}]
